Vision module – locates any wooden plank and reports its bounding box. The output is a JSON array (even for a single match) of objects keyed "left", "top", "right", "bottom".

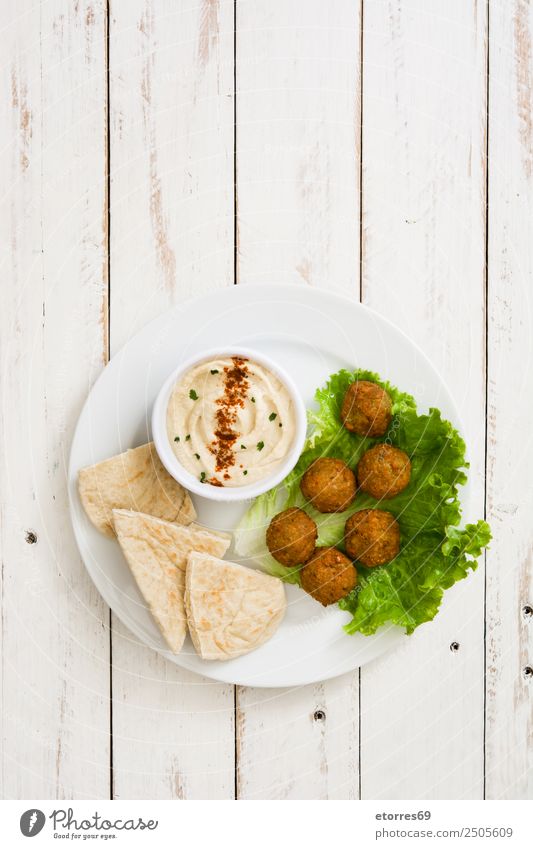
[
  {"left": 485, "top": 0, "right": 533, "bottom": 800},
  {"left": 237, "top": 676, "right": 360, "bottom": 800},
  {"left": 109, "top": 0, "right": 235, "bottom": 337},
  {"left": 236, "top": 0, "right": 361, "bottom": 293},
  {"left": 359, "top": 0, "right": 488, "bottom": 799},
  {"left": 235, "top": 0, "right": 362, "bottom": 799},
  {"left": 108, "top": 0, "right": 236, "bottom": 799},
  {"left": 0, "top": 0, "right": 110, "bottom": 798}
]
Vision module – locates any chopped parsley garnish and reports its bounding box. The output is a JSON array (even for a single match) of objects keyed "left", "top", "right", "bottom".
[
  {"left": 189, "top": 389, "right": 199, "bottom": 400},
  {"left": 185, "top": 434, "right": 191, "bottom": 441},
  {"left": 251, "top": 396, "right": 256, "bottom": 403},
  {"left": 241, "top": 444, "right": 247, "bottom": 450},
  {"left": 200, "top": 471, "right": 206, "bottom": 482},
  {"left": 174, "top": 436, "right": 180, "bottom": 442},
  {"left": 269, "top": 412, "right": 277, "bottom": 421},
  {"left": 210, "top": 369, "right": 219, "bottom": 374},
  {"left": 194, "top": 453, "right": 200, "bottom": 460},
  {"left": 257, "top": 441, "right": 264, "bottom": 451},
  {"left": 243, "top": 470, "right": 248, "bottom": 476}
]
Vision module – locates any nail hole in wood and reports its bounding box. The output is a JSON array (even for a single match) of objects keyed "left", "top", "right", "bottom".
[
  {"left": 313, "top": 709, "right": 326, "bottom": 723},
  {"left": 450, "top": 641, "right": 460, "bottom": 652},
  {"left": 25, "top": 530, "right": 37, "bottom": 545},
  {"left": 523, "top": 666, "right": 533, "bottom": 680},
  {"left": 523, "top": 605, "right": 533, "bottom": 620}
]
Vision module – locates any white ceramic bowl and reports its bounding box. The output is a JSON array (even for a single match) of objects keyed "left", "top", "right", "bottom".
[{"left": 151, "top": 346, "right": 307, "bottom": 502}]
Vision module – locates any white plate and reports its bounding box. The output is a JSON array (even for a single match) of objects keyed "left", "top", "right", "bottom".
[{"left": 69, "top": 284, "right": 462, "bottom": 687}]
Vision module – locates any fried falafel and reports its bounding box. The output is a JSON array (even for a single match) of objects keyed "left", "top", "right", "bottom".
[
  {"left": 266, "top": 507, "right": 317, "bottom": 567},
  {"left": 340, "top": 380, "right": 392, "bottom": 437},
  {"left": 300, "top": 457, "right": 356, "bottom": 513},
  {"left": 357, "top": 443, "right": 411, "bottom": 499},
  {"left": 300, "top": 546, "right": 357, "bottom": 606},
  {"left": 344, "top": 508, "right": 400, "bottom": 566}
]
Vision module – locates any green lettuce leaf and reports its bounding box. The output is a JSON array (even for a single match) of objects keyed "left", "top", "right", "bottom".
[
  {"left": 234, "top": 368, "right": 491, "bottom": 635},
  {"left": 339, "top": 521, "right": 491, "bottom": 635}
]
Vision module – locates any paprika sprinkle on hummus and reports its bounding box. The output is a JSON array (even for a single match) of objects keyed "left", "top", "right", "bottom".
[
  {"left": 166, "top": 356, "right": 296, "bottom": 487},
  {"left": 211, "top": 357, "right": 249, "bottom": 476}
]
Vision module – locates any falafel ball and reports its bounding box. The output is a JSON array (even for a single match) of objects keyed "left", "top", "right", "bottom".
[
  {"left": 266, "top": 507, "right": 317, "bottom": 567},
  {"left": 340, "top": 380, "right": 392, "bottom": 437},
  {"left": 344, "top": 509, "right": 400, "bottom": 567},
  {"left": 357, "top": 443, "right": 411, "bottom": 499},
  {"left": 300, "top": 457, "right": 356, "bottom": 513},
  {"left": 300, "top": 547, "right": 357, "bottom": 606}
]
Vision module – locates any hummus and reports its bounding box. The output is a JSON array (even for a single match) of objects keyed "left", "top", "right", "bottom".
[{"left": 166, "top": 356, "right": 296, "bottom": 487}]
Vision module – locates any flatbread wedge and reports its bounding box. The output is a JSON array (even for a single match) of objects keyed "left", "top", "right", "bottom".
[
  {"left": 113, "top": 510, "right": 231, "bottom": 654},
  {"left": 78, "top": 442, "right": 196, "bottom": 537},
  {"left": 185, "top": 553, "right": 286, "bottom": 661}
]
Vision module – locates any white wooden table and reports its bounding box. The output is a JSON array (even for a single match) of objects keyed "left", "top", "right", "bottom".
[{"left": 1, "top": 0, "right": 532, "bottom": 800}]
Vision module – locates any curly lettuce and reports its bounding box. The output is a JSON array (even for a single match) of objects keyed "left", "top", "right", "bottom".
[{"left": 234, "top": 369, "right": 491, "bottom": 635}]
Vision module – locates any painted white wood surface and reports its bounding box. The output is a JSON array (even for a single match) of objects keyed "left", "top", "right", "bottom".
[
  {"left": 108, "top": 0, "right": 236, "bottom": 799},
  {"left": 235, "top": 0, "right": 362, "bottom": 799},
  {"left": 236, "top": 0, "right": 361, "bottom": 292},
  {"left": 1, "top": 0, "right": 532, "bottom": 801},
  {"left": 359, "top": 0, "right": 488, "bottom": 798},
  {"left": 0, "top": 0, "right": 110, "bottom": 798},
  {"left": 485, "top": 0, "right": 533, "bottom": 800}
]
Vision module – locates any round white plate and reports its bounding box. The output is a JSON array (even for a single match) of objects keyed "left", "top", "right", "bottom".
[{"left": 69, "top": 284, "right": 462, "bottom": 687}]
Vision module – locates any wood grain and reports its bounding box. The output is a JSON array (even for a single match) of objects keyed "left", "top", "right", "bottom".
[
  {"left": 108, "top": 0, "right": 236, "bottom": 799},
  {"left": 236, "top": 0, "right": 361, "bottom": 293},
  {"left": 1, "top": 0, "right": 531, "bottom": 802},
  {"left": 109, "top": 0, "right": 235, "bottom": 338},
  {"left": 235, "top": 0, "right": 362, "bottom": 799},
  {"left": 359, "top": 0, "right": 488, "bottom": 799},
  {"left": 0, "top": 0, "right": 110, "bottom": 798},
  {"left": 485, "top": 0, "right": 533, "bottom": 800}
]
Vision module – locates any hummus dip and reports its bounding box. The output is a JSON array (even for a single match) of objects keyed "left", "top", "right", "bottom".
[{"left": 166, "top": 356, "right": 296, "bottom": 487}]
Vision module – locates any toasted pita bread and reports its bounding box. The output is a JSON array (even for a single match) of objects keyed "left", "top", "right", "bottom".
[
  {"left": 113, "top": 510, "right": 231, "bottom": 654},
  {"left": 78, "top": 442, "right": 196, "bottom": 537},
  {"left": 189, "top": 523, "right": 232, "bottom": 544},
  {"left": 185, "top": 553, "right": 286, "bottom": 660}
]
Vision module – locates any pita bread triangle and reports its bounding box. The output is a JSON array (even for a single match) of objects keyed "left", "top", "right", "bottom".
[
  {"left": 113, "top": 510, "right": 230, "bottom": 654},
  {"left": 185, "top": 552, "right": 286, "bottom": 660},
  {"left": 78, "top": 442, "right": 196, "bottom": 537}
]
